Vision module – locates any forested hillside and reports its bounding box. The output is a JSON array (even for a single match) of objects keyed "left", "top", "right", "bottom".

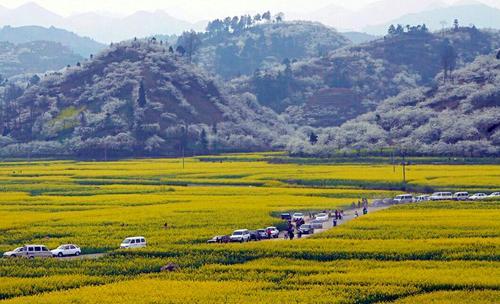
[
  {"left": 189, "top": 16, "right": 350, "bottom": 79},
  {"left": 0, "top": 18, "right": 498, "bottom": 158},
  {"left": 0, "top": 40, "right": 288, "bottom": 158},
  {"left": 0, "top": 40, "right": 82, "bottom": 78},
  {"left": 234, "top": 26, "right": 500, "bottom": 126},
  {"left": 287, "top": 53, "right": 500, "bottom": 156}
]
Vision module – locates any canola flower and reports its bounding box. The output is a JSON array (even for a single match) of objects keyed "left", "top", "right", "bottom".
[{"left": 0, "top": 154, "right": 498, "bottom": 303}]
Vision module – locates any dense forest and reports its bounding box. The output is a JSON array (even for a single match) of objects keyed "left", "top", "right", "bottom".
[{"left": 0, "top": 13, "right": 499, "bottom": 158}]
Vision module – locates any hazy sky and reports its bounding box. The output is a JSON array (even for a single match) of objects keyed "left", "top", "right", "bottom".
[{"left": 0, "top": 0, "right": 487, "bottom": 21}]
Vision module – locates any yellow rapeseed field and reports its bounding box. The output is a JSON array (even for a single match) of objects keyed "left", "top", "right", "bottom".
[{"left": 0, "top": 154, "right": 498, "bottom": 303}]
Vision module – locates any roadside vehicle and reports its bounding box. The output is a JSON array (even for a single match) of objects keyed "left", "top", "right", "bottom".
[
  {"left": 280, "top": 213, "right": 292, "bottom": 220},
  {"left": 488, "top": 192, "right": 500, "bottom": 198},
  {"left": 453, "top": 192, "right": 469, "bottom": 201},
  {"left": 3, "top": 247, "right": 24, "bottom": 258},
  {"left": 469, "top": 193, "right": 488, "bottom": 200},
  {"left": 23, "top": 245, "right": 52, "bottom": 259},
  {"left": 382, "top": 198, "right": 396, "bottom": 204},
  {"left": 266, "top": 227, "right": 280, "bottom": 238},
  {"left": 249, "top": 230, "right": 262, "bottom": 241},
  {"left": 120, "top": 237, "right": 147, "bottom": 249},
  {"left": 207, "top": 236, "right": 225, "bottom": 243},
  {"left": 315, "top": 213, "right": 329, "bottom": 222},
  {"left": 429, "top": 192, "right": 453, "bottom": 201},
  {"left": 394, "top": 194, "right": 414, "bottom": 203},
  {"left": 51, "top": 244, "right": 81, "bottom": 257},
  {"left": 298, "top": 224, "right": 314, "bottom": 235},
  {"left": 415, "top": 195, "right": 430, "bottom": 202},
  {"left": 310, "top": 220, "right": 324, "bottom": 229},
  {"left": 229, "top": 229, "right": 251, "bottom": 243},
  {"left": 292, "top": 213, "right": 304, "bottom": 221},
  {"left": 256, "top": 229, "right": 268, "bottom": 239}
]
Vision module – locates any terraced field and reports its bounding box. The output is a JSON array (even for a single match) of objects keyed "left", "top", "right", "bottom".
[{"left": 0, "top": 154, "right": 499, "bottom": 303}]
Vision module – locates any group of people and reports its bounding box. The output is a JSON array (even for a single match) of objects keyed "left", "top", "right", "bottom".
[
  {"left": 284, "top": 220, "right": 300, "bottom": 240},
  {"left": 351, "top": 198, "right": 369, "bottom": 209}
]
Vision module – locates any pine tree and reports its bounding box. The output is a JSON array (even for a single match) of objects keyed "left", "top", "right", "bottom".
[
  {"left": 137, "top": 81, "right": 147, "bottom": 108},
  {"left": 199, "top": 129, "right": 209, "bottom": 154},
  {"left": 309, "top": 132, "right": 318, "bottom": 145}
]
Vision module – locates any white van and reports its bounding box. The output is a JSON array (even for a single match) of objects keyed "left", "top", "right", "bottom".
[
  {"left": 120, "top": 237, "right": 147, "bottom": 249},
  {"left": 23, "top": 245, "right": 52, "bottom": 259},
  {"left": 394, "top": 194, "right": 414, "bottom": 203},
  {"left": 429, "top": 192, "right": 453, "bottom": 201},
  {"left": 453, "top": 192, "right": 469, "bottom": 201}
]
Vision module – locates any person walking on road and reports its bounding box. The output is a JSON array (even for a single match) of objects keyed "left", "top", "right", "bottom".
[{"left": 354, "top": 211, "right": 359, "bottom": 218}]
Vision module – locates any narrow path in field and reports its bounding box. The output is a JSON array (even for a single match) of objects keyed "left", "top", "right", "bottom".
[{"left": 272, "top": 203, "right": 396, "bottom": 241}]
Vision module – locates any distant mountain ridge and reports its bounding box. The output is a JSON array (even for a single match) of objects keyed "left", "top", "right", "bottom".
[
  {"left": 0, "top": 2, "right": 206, "bottom": 43},
  {"left": 0, "top": 25, "right": 105, "bottom": 57}
]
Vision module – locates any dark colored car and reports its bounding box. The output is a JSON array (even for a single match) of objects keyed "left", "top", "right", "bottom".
[
  {"left": 249, "top": 230, "right": 262, "bottom": 241},
  {"left": 298, "top": 224, "right": 314, "bottom": 235},
  {"left": 280, "top": 213, "right": 292, "bottom": 220}
]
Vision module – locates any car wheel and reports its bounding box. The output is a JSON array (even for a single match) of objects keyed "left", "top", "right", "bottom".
[
  {"left": 11, "top": 254, "right": 16, "bottom": 258},
  {"left": 75, "top": 251, "right": 80, "bottom": 256},
  {"left": 58, "top": 252, "right": 63, "bottom": 257},
  {"left": 29, "top": 256, "right": 34, "bottom": 259}
]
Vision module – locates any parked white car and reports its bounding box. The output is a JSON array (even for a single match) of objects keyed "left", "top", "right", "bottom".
[
  {"left": 394, "top": 194, "right": 414, "bottom": 203},
  {"left": 429, "top": 192, "right": 453, "bottom": 201},
  {"left": 469, "top": 193, "right": 488, "bottom": 200},
  {"left": 488, "top": 192, "right": 500, "bottom": 198},
  {"left": 315, "top": 213, "right": 329, "bottom": 222},
  {"left": 3, "top": 247, "right": 24, "bottom": 258},
  {"left": 51, "top": 244, "right": 81, "bottom": 257},
  {"left": 265, "top": 227, "right": 280, "bottom": 239},
  {"left": 292, "top": 213, "right": 304, "bottom": 221},
  {"left": 229, "top": 229, "right": 251, "bottom": 243},
  {"left": 453, "top": 192, "right": 469, "bottom": 201},
  {"left": 415, "top": 195, "right": 430, "bottom": 202},
  {"left": 120, "top": 237, "right": 147, "bottom": 249}
]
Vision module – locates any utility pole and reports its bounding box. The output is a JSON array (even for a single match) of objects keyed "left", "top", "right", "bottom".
[
  {"left": 402, "top": 161, "right": 406, "bottom": 184},
  {"left": 182, "top": 145, "right": 185, "bottom": 169}
]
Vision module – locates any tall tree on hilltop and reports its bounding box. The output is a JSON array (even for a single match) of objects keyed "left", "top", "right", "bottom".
[
  {"left": 262, "top": 11, "right": 271, "bottom": 22},
  {"left": 388, "top": 24, "right": 396, "bottom": 36},
  {"left": 178, "top": 30, "right": 201, "bottom": 62},
  {"left": 441, "top": 39, "right": 457, "bottom": 83}
]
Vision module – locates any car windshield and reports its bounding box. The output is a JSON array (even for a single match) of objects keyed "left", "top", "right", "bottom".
[
  {"left": 317, "top": 213, "right": 326, "bottom": 216},
  {"left": 294, "top": 213, "right": 303, "bottom": 216},
  {"left": 15, "top": 247, "right": 23, "bottom": 252},
  {"left": 122, "top": 239, "right": 131, "bottom": 244},
  {"left": 57, "top": 245, "right": 65, "bottom": 249},
  {"left": 233, "top": 231, "right": 243, "bottom": 235},
  {"left": 302, "top": 225, "right": 311, "bottom": 228}
]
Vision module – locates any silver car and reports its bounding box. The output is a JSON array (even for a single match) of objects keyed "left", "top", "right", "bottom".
[{"left": 3, "top": 247, "right": 25, "bottom": 258}]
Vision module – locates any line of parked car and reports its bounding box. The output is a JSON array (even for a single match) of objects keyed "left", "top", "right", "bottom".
[
  {"left": 393, "top": 191, "right": 499, "bottom": 203},
  {"left": 207, "top": 211, "right": 333, "bottom": 244},
  {"left": 3, "top": 236, "right": 147, "bottom": 259}
]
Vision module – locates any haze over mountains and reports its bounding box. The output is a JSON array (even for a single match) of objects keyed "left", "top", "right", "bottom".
[{"left": 1, "top": 1, "right": 500, "bottom": 42}]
